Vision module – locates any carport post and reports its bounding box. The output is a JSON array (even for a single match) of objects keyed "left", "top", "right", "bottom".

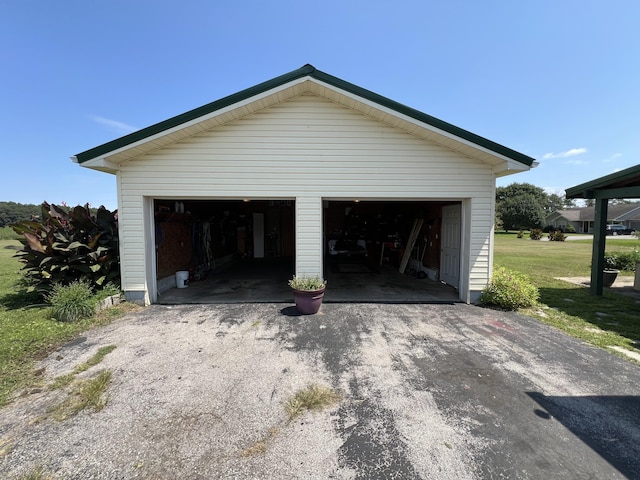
[{"left": 590, "top": 198, "right": 608, "bottom": 296}]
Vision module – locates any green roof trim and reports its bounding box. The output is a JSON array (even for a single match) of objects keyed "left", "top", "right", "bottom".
[
  {"left": 566, "top": 164, "right": 640, "bottom": 199},
  {"left": 74, "top": 64, "right": 535, "bottom": 167}
]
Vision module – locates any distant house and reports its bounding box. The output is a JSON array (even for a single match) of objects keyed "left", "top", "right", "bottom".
[{"left": 546, "top": 204, "right": 640, "bottom": 233}]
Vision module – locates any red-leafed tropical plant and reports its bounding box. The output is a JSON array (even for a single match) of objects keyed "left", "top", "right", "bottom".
[{"left": 11, "top": 202, "right": 119, "bottom": 294}]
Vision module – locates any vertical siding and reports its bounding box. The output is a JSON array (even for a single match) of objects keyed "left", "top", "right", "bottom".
[{"left": 117, "top": 94, "right": 497, "bottom": 302}]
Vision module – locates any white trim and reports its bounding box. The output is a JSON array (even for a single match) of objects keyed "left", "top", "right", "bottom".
[
  {"left": 144, "top": 196, "right": 155, "bottom": 305},
  {"left": 77, "top": 157, "right": 119, "bottom": 172},
  {"left": 460, "top": 199, "right": 472, "bottom": 304}
]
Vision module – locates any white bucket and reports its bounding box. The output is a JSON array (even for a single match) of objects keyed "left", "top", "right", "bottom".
[{"left": 176, "top": 271, "right": 189, "bottom": 288}]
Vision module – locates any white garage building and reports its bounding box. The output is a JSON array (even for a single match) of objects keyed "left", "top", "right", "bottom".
[{"left": 73, "top": 65, "right": 534, "bottom": 305}]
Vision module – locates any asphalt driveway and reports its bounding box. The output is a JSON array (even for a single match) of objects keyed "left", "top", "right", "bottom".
[{"left": 1, "top": 303, "right": 639, "bottom": 479}]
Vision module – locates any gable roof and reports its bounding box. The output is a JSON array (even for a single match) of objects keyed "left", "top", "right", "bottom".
[
  {"left": 73, "top": 64, "right": 536, "bottom": 173},
  {"left": 566, "top": 164, "right": 640, "bottom": 199},
  {"left": 548, "top": 204, "right": 640, "bottom": 222},
  {"left": 548, "top": 208, "right": 583, "bottom": 222}
]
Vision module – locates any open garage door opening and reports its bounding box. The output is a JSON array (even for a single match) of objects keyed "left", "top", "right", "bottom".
[
  {"left": 322, "top": 200, "right": 460, "bottom": 303},
  {"left": 154, "top": 199, "right": 295, "bottom": 303}
]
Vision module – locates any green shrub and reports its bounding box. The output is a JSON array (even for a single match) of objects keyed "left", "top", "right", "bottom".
[
  {"left": 529, "top": 229, "right": 543, "bottom": 240},
  {"left": 480, "top": 267, "right": 539, "bottom": 310},
  {"left": 548, "top": 230, "right": 567, "bottom": 242},
  {"left": 0, "top": 226, "right": 20, "bottom": 240},
  {"left": 11, "top": 202, "right": 119, "bottom": 295},
  {"left": 604, "top": 249, "right": 640, "bottom": 271},
  {"left": 564, "top": 224, "right": 576, "bottom": 233},
  {"left": 47, "top": 280, "right": 95, "bottom": 322}
]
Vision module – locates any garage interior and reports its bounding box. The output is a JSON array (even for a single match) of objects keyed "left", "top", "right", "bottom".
[{"left": 154, "top": 198, "right": 460, "bottom": 304}]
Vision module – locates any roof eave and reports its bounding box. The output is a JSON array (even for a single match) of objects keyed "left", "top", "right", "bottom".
[
  {"left": 72, "top": 155, "right": 118, "bottom": 174},
  {"left": 566, "top": 164, "right": 640, "bottom": 199}
]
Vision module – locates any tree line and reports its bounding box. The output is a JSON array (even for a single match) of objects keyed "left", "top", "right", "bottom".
[
  {"left": 496, "top": 183, "right": 638, "bottom": 231},
  {"left": 0, "top": 202, "right": 104, "bottom": 228},
  {"left": 3, "top": 191, "right": 634, "bottom": 233},
  {"left": 0, "top": 202, "right": 42, "bottom": 227}
]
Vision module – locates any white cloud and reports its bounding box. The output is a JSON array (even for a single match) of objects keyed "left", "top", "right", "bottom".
[
  {"left": 565, "top": 158, "right": 590, "bottom": 166},
  {"left": 89, "top": 115, "right": 138, "bottom": 134},
  {"left": 542, "top": 147, "right": 588, "bottom": 159},
  {"left": 604, "top": 153, "right": 622, "bottom": 163}
]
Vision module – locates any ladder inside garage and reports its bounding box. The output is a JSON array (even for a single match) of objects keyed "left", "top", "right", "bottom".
[{"left": 399, "top": 218, "right": 424, "bottom": 274}]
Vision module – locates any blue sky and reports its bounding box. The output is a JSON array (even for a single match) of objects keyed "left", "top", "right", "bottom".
[{"left": 1, "top": 1, "right": 638, "bottom": 211}]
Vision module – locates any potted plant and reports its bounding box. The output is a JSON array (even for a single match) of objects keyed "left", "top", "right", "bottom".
[
  {"left": 603, "top": 268, "right": 619, "bottom": 288},
  {"left": 603, "top": 255, "right": 620, "bottom": 288},
  {"left": 289, "top": 275, "right": 327, "bottom": 314}
]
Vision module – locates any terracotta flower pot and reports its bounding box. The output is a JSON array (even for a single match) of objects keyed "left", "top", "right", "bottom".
[{"left": 292, "top": 287, "right": 326, "bottom": 315}]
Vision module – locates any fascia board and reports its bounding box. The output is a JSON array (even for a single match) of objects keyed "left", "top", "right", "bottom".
[{"left": 71, "top": 155, "right": 118, "bottom": 173}]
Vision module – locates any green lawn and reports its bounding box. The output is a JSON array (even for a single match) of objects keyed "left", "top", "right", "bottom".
[
  {"left": 0, "top": 240, "right": 138, "bottom": 407},
  {"left": 494, "top": 233, "right": 640, "bottom": 358}
]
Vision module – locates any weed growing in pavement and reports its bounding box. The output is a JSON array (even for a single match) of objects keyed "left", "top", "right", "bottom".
[
  {"left": 241, "top": 384, "right": 340, "bottom": 458},
  {"left": 0, "top": 437, "right": 12, "bottom": 457},
  {"left": 284, "top": 384, "right": 340, "bottom": 419},
  {"left": 47, "top": 370, "right": 112, "bottom": 421},
  {"left": 241, "top": 427, "right": 279, "bottom": 457},
  {"left": 14, "top": 465, "right": 55, "bottom": 480},
  {"left": 49, "top": 345, "right": 116, "bottom": 390}
]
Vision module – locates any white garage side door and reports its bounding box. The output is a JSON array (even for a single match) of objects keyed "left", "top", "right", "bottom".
[{"left": 440, "top": 204, "right": 461, "bottom": 288}]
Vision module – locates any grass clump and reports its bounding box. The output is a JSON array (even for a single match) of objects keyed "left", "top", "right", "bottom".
[
  {"left": 480, "top": 267, "right": 539, "bottom": 310},
  {"left": 50, "top": 345, "right": 117, "bottom": 390},
  {"left": 77, "top": 345, "right": 117, "bottom": 372},
  {"left": 47, "top": 280, "right": 95, "bottom": 322},
  {"left": 48, "top": 370, "right": 112, "bottom": 421},
  {"left": 241, "top": 427, "right": 279, "bottom": 457},
  {"left": 240, "top": 384, "right": 340, "bottom": 457},
  {"left": 284, "top": 384, "right": 340, "bottom": 419},
  {"left": 13, "top": 465, "right": 54, "bottom": 480}
]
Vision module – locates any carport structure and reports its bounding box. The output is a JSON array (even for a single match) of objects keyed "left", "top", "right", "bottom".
[
  {"left": 73, "top": 64, "right": 535, "bottom": 305},
  {"left": 566, "top": 164, "right": 640, "bottom": 295}
]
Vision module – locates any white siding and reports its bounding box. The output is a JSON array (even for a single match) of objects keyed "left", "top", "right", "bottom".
[
  {"left": 296, "top": 196, "right": 323, "bottom": 277},
  {"left": 117, "top": 94, "right": 495, "bottom": 302}
]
